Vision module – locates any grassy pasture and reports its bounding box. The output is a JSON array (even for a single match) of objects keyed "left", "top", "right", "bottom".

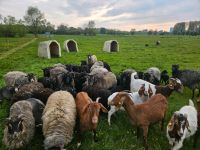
[{"left": 0, "top": 35, "right": 200, "bottom": 150}]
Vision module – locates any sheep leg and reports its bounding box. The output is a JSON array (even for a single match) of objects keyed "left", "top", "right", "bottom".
[
  {"left": 142, "top": 126, "right": 149, "bottom": 150},
  {"left": 93, "top": 129, "right": 98, "bottom": 142},
  {"left": 161, "top": 118, "right": 165, "bottom": 131},
  {"left": 198, "top": 89, "right": 200, "bottom": 97}
]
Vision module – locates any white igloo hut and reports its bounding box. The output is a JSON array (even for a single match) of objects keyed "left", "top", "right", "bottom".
[
  {"left": 38, "top": 40, "right": 61, "bottom": 59},
  {"left": 63, "top": 39, "right": 79, "bottom": 52},
  {"left": 103, "top": 40, "right": 119, "bottom": 52}
]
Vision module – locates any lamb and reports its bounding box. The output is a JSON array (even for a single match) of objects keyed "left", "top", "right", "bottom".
[
  {"left": 167, "top": 99, "right": 197, "bottom": 150},
  {"left": 76, "top": 92, "right": 108, "bottom": 147},
  {"left": 4, "top": 71, "right": 37, "bottom": 91},
  {"left": 42, "top": 91, "right": 76, "bottom": 150},
  {"left": 109, "top": 93, "right": 168, "bottom": 150},
  {"left": 172, "top": 64, "right": 200, "bottom": 99},
  {"left": 107, "top": 84, "right": 153, "bottom": 125},
  {"left": 3, "top": 98, "right": 44, "bottom": 150}
]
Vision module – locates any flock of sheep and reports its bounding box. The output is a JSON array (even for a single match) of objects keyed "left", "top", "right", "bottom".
[{"left": 0, "top": 54, "right": 200, "bottom": 150}]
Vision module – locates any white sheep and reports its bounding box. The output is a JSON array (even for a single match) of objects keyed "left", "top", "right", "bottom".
[
  {"left": 42, "top": 91, "right": 76, "bottom": 150},
  {"left": 166, "top": 99, "right": 198, "bottom": 150}
]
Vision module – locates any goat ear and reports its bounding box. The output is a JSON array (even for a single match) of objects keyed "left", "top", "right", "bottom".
[{"left": 100, "top": 104, "right": 108, "bottom": 113}]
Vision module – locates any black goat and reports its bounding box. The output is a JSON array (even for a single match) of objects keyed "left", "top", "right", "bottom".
[{"left": 172, "top": 64, "right": 200, "bottom": 99}]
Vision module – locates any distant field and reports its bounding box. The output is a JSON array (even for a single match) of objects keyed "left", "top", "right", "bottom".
[
  {"left": 0, "top": 35, "right": 200, "bottom": 150},
  {"left": 0, "top": 37, "right": 34, "bottom": 55}
]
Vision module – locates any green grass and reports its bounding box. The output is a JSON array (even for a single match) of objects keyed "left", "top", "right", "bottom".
[
  {"left": 0, "top": 37, "right": 34, "bottom": 55},
  {"left": 0, "top": 35, "right": 200, "bottom": 150}
]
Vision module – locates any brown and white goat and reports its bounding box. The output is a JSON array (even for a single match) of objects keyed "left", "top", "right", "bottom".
[
  {"left": 107, "top": 84, "right": 153, "bottom": 125},
  {"left": 109, "top": 93, "right": 168, "bottom": 150},
  {"left": 75, "top": 92, "right": 108, "bottom": 147}
]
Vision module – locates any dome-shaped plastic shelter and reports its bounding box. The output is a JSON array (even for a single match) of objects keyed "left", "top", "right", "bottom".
[
  {"left": 103, "top": 40, "right": 119, "bottom": 52},
  {"left": 63, "top": 39, "right": 79, "bottom": 52},
  {"left": 38, "top": 40, "right": 61, "bottom": 59}
]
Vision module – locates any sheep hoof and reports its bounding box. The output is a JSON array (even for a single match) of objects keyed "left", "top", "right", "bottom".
[{"left": 77, "top": 142, "right": 81, "bottom": 148}]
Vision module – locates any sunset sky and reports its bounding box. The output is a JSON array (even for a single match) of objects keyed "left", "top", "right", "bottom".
[{"left": 0, "top": 0, "right": 199, "bottom": 31}]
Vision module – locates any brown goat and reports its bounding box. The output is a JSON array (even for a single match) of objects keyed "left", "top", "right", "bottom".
[
  {"left": 75, "top": 92, "right": 108, "bottom": 147},
  {"left": 110, "top": 93, "right": 168, "bottom": 150}
]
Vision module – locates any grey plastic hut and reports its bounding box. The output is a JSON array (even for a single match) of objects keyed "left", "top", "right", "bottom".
[
  {"left": 103, "top": 40, "right": 119, "bottom": 52},
  {"left": 38, "top": 40, "right": 61, "bottom": 59},
  {"left": 63, "top": 39, "right": 79, "bottom": 52}
]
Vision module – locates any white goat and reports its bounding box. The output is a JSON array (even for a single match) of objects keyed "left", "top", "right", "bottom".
[{"left": 166, "top": 99, "right": 198, "bottom": 150}]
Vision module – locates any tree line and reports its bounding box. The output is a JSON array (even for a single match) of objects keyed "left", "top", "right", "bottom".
[
  {"left": 173, "top": 21, "right": 200, "bottom": 35},
  {"left": 1, "top": 6, "right": 199, "bottom": 37}
]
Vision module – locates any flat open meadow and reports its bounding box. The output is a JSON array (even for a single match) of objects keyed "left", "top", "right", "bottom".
[{"left": 0, "top": 35, "right": 200, "bottom": 150}]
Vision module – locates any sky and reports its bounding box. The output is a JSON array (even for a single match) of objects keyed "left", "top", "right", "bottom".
[{"left": 0, "top": 0, "right": 199, "bottom": 31}]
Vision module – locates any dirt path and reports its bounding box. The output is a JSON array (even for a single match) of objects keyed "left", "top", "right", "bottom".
[{"left": 0, "top": 38, "right": 37, "bottom": 60}]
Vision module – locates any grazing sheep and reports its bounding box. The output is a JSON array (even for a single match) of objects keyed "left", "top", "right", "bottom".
[
  {"left": 4, "top": 71, "right": 37, "bottom": 91},
  {"left": 11, "top": 82, "right": 44, "bottom": 104},
  {"left": 49, "top": 66, "right": 68, "bottom": 78},
  {"left": 109, "top": 93, "right": 168, "bottom": 150},
  {"left": 156, "top": 40, "right": 160, "bottom": 45},
  {"left": 160, "top": 70, "right": 169, "bottom": 85},
  {"left": 107, "top": 84, "right": 153, "bottom": 125},
  {"left": 42, "top": 91, "right": 76, "bottom": 150},
  {"left": 3, "top": 98, "right": 44, "bottom": 150},
  {"left": 144, "top": 67, "right": 161, "bottom": 85},
  {"left": 167, "top": 99, "right": 197, "bottom": 150},
  {"left": 87, "top": 72, "right": 117, "bottom": 90},
  {"left": 172, "top": 64, "right": 200, "bottom": 99},
  {"left": 76, "top": 92, "right": 108, "bottom": 147}
]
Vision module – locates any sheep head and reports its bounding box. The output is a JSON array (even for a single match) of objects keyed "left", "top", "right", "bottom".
[
  {"left": 138, "top": 84, "right": 153, "bottom": 98},
  {"left": 6, "top": 117, "right": 24, "bottom": 135}
]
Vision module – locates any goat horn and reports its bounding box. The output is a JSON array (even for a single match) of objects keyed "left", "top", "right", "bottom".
[{"left": 96, "top": 97, "right": 101, "bottom": 102}]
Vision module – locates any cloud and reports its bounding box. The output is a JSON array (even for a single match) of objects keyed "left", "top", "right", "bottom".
[{"left": 0, "top": 0, "right": 199, "bottom": 31}]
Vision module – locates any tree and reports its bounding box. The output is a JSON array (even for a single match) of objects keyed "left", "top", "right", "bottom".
[
  {"left": 24, "top": 6, "right": 45, "bottom": 37},
  {"left": 84, "top": 20, "right": 96, "bottom": 36},
  {"left": 130, "top": 28, "right": 136, "bottom": 35}
]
